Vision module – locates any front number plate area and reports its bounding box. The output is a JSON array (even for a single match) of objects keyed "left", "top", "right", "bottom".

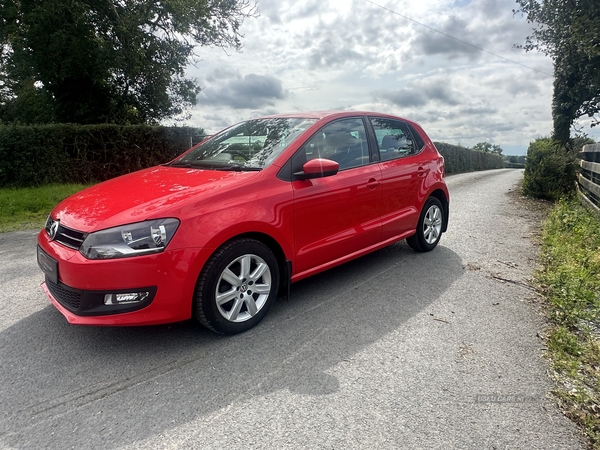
[{"left": 37, "top": 245, "right": 58, "bottom": 285}]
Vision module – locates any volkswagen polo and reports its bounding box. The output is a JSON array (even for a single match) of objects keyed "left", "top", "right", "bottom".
[{"left": 37, "top": 111, "right": 449, "bottom": 334}]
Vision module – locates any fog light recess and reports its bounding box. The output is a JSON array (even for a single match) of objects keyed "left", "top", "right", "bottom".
[{"left": 104, "top": 292, "right": 150, "bottom": 305}]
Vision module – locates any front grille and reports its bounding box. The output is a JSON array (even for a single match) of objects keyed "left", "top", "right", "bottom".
[
  {"left": 45, "top": 217, "right": 87, "bottom": 250},
  {"left": 45, "top": 276, "right": 82, "bottom": 311}
]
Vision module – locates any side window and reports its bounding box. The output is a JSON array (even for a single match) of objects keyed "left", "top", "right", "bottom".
[
  {"left": 369, "top": 117, "right": 419, "bottom": 161},
  {"left": 296, "top": 118, "right": 370, "bottom": 171},
  {"left": 407, "top": 123, "right": 425, "bottom": 151}
]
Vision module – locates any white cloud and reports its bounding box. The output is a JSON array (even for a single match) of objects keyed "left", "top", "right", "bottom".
[
  {"left": 200, "top": 72, "right": 287, "bottom": 109},
  {"left": 183, "top": 0, "right": 600, "bottom": 155}
]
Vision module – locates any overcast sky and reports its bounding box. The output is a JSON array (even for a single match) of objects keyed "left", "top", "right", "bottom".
[{"left": 184, "top": 0, "right": 600, "bottom": 155}]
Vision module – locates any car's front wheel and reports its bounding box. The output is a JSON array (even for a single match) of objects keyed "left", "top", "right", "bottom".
[
  {"left": 194, "top": 238, "right": 280, "bottom": 335},
  {"left": 407, "top": 197, "right": 444, "bottom": 252}
]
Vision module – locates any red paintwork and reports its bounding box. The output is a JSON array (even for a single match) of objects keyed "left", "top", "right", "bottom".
[
  {"left": 50, "top": 166, "right": 261, "bottom": 232},
  {"left": 292, "top": 162, "right": 383, "bottom": 274},
  {"left": 37, "top": 111, "right": 449, "bottom": 326},
  {"left": 301, "top": 158, "right": 339, "bottom": 175}
]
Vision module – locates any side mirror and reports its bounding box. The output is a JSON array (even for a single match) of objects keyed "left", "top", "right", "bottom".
[{"left": 294, "top": 158, "right": 340, "bottom": 180}]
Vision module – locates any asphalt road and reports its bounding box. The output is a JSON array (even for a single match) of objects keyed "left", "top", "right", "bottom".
[{"left": 0, "top": 169, "right": 585, "bottom": 449}]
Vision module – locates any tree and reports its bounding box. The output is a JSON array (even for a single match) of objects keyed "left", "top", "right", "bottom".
[
  {"left": 515, "top": 0, "right": 600, "bottom": 146},
  {"left": 471, "top": 142, "right": 503, "bottom": 155},
  {"left": 0, "top": 0, "right": 255, "bottom": 124}
]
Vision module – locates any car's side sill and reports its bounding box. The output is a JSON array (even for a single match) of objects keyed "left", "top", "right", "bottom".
[{"left": 290, "top": 230, "right": 416, "bottom": 283}]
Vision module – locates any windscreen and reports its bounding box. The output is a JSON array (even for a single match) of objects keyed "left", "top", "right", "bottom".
[{"left": 171, "top": 118, "right": 316, "bottom": 170}]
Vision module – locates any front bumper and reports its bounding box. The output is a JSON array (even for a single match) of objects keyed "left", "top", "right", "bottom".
[
  {"left": 37, "top": 230, "right": 210, "bottom": 326},
  {"left": 42, "top": 274, "right": 157, "bottom": 316}
]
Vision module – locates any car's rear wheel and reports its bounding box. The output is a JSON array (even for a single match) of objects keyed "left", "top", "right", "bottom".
[
  {"left": 194, "top": 238, "right": 279, "bottom": 335},
  {"left": 407, "top": 197, "right": 444, "bottom": 252}
]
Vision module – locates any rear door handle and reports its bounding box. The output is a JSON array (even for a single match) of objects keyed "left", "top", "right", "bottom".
[{"left": 417, "top": 167, "right": 427, "bottom": 177}]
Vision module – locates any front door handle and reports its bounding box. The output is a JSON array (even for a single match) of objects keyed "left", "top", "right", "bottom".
[{"left": 366, "top": 178, "right": 380, "bottom": 189}]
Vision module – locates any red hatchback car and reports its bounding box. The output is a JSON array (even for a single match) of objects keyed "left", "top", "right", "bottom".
[{"left": 37, "top": 111, "right": 449, "bottom": 334}]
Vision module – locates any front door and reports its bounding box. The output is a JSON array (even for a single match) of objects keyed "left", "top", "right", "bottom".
[{"left": 291, "top": 117, "right": 383, "bottom": 275}]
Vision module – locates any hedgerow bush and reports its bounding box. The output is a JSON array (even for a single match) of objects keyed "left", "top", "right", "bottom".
[
  {"left": 522, "top": 138, "right": 577, "bottom": 201},
  {"left": 0, "top": 125, "right": 505, "bottom": 187},
  {"left": 434, "top": 142, "right": 505, "bottom": 173},
  {"left": 0, "top": 124, "right": 204, "bottom": 187}
]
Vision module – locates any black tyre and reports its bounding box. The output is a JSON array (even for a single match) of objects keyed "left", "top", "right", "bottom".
[
  {"left": 406, "top": 197, "right": 444, "bottom": 252},
  {"left": 194, "top": 238, "right": 280, "bottom": 335}
]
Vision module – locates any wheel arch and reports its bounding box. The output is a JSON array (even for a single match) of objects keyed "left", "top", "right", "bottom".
[
  {"left": 238, "top": 232, "right": 291, "bottom": 299},
  {"left": 429, "top": 188, "right": 449, "bottom": 232},
  {"left": 200, "top": 231, "right": 291, "bottom": 306}
]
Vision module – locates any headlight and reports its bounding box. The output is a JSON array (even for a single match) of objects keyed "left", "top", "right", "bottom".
[{"left": 80, "top": 218, "right": 180, "bottom": 260}]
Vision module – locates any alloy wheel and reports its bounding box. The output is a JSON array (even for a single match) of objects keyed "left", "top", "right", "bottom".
[
  {"left": 215, "top": 253, "right": 272, "bottom": 323},
  {"left": 423, "top": 204, "right": 443, "bottom": 245}
]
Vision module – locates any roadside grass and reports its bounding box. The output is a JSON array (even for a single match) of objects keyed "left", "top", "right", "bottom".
[
  {"left": 538, "top": 198, "right": 600, "bottom": 448},
  {"left": 0, "top": 184, "right": 89, "bottom": 233}
]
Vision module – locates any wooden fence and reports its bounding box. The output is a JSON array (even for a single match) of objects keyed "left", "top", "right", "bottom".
[{"left": 578, "top": 143, "right": 600, "bottom": 213}]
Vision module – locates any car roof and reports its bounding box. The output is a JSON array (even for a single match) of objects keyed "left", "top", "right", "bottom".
[{"left": 261, "top": 110, "right": 413, "bottom": 122}]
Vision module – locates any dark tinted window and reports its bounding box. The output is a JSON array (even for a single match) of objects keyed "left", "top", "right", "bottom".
[
  {"left": 293, "top": 117, "right": 370, "bottom": 172},
  {"left": 407, "top": 123, "right": 425, "bottom": 150},
  {"left": 369, "top": 117, "right": 420, "bottom": 161}
]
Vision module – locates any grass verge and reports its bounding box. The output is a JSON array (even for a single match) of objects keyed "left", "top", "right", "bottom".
[
  {"left": 0, "top": 184, "right": 89, "bottom": 233},
  {"left": 538, "top": 198, "right": 600, "bottom": 448}
]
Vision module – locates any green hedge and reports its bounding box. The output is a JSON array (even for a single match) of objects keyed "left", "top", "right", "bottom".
[
  {"left": 0, "top": 124, "right": 204, "bottom": 187},
  {"left": 522, "top": 138, "right": 577, "bottom": 201},
  {"left": 434, "top": 142, "right": 505, "bottom": 174},
  {"left": 0, "top": 125, "right": 504, "bottom": 187}
]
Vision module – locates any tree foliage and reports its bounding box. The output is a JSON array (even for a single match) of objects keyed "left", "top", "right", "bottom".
[
  {"left": 471, "top": 141, "right": 503, "bottom": 155},
  {"left": 515, "top": 0, "right": 600, "bottom": 146},
  {"left": 0, "top": 0, "right": 255, "bottom": 125}
]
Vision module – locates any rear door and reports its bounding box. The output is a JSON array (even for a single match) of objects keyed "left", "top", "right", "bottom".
[{"left": 368, "top": 117, "right": 428, "bottom": 241}]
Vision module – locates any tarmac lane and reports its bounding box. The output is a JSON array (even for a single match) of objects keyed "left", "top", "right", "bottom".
[{"left": 0, "top": 169, "right": 585, "bottom": 449}]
